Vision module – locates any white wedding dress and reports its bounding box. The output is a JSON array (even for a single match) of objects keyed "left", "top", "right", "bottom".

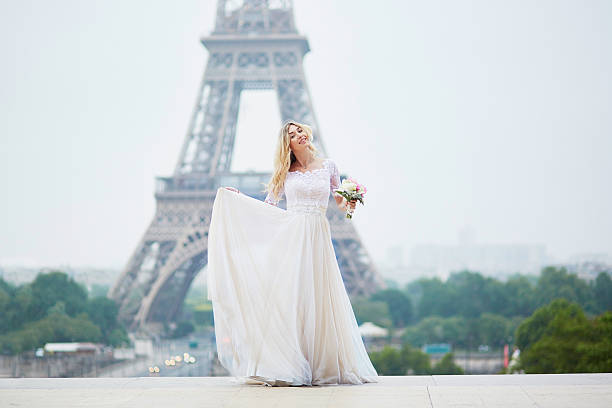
[{"left": 207, "top": 158, "right": 379, "bottom": 386}]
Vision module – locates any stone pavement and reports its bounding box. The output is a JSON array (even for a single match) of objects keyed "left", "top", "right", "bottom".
[{"left": 1, "top": 374, "right": 611, "bottom": 407}]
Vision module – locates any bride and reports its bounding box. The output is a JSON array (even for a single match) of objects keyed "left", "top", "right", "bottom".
[{"left": 207, "top": 120, "right": 379, "bottom": 386}]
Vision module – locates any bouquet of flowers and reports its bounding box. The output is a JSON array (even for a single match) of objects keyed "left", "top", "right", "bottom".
[{"left": 334, "top": 177, "right": 367, "bottom": 219}]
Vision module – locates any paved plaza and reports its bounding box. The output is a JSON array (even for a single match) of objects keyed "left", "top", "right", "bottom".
[{"left": 1, "top": 373, "right": 611, "bottom": 407}]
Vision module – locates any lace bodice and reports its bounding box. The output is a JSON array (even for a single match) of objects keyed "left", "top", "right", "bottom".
[{"left": 264, "top": 158, "right": 340, "bottom": 214}]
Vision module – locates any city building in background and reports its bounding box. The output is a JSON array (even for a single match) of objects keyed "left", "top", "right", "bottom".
[{"left": 375, "top": 227, "right": 611, "bottom": 284}]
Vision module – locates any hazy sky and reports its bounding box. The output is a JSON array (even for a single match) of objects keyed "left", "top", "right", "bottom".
[{"left": 1, "top": 0, "right": 611, "bottom": 269}]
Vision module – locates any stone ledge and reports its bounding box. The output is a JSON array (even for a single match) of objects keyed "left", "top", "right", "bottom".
[{"left": 1, "top": 374, "right": 611, "bottom": 407}]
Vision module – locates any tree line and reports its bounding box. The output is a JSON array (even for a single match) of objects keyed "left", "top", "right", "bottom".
[
  {"left": 515, "top": 298, "right": 612, "bottom": 373},
  {"left": 3, "top": 265, "right": 610, "bottom": 373},
  {"left": 354, "top": 266, "right": 612, "bottom": 374},
  {"left": 0, "top": 271, "right": 129, "bottom": 354},
  {"left": 353, "top": 266, "right": 611, "bottom": 332}
]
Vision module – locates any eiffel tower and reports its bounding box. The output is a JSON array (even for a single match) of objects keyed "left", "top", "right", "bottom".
[{"left": 108, "top": 0, "right": 385, "bottom": 331}]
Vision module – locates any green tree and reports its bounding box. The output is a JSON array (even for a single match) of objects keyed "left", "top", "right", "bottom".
[
  {"left": 477, "top": 313, "right": 511, "bottom": 346},
  {"left": 411, "top": 270, "right": 514, "bottom": 320},
  {"left": 577, "top": 312, "right": 612, "bottom": 372},
  {"left": 515, "top": 298, "right": 584, "bottom": 353},
  {"left": 370, "top": 289, "right": 413, "bottom": 327},
  {"left": 592, "top": 272, "right": 612, "bottom": 313},
  {"left": 515, "top": 298, "right": 612, "bottom": 373},
  {"left": 431, "top": 353, "right": 464, "bottom": 374},
  {"left": 446, "top": 271, "right": 508, "bottom": 318},
  {"left": 0, "top": 278, "right": 13, "bottom": 293},
  {"left": 0, "top": 272, "right": 129, "bottom": 353},
  {"left": 107, "top": 328, "right": 130, "bottom": 348},
  {"left": 4, "top": 285, "right": 34, "bottom": 332},
  {"left": 384, "top": 279, "right": 400, "bottom": 289},
  {"left": 412, "top": 277, "right": 456, "bottom": 319},
  {"left": 86, "top": 296, "right": 124, "bottom": 345},
  {"left": 0, "top": 313, "right": 102, "bottom": 354},
  {"left": 89, "top": 284, "right": 110, "bottom": 298},
  {"left": 400, "top": 343, "right": 432, "bottom": 374},
  {"left": 401, "top": 316, "right": 466, "bottom": 348},
  {"left": 27, "top": 271, "right": 88, "bottom": 321},
  {"left": 368, "top": 346, "right": 405, "bottom": 375},
  {"left": 503, "top": 275, "right": 536, "bottom": 317},
  {"left": 369, "top": 343, "right": 432, "bottom": 375},
  {"left": 534, "top": 267, "right": 593, "bottom": 311},
  {"left": 351, "top": 297, "right": 392, "bottom": 328},
  {"left": 47, "top": 301, "right": 67, "bottom": 316},
  {"left": 0, "top": 286, "right": 11, "bottom": 331},
  {"left": 401, "top": 313, "right": 516, "bottom": 350}
]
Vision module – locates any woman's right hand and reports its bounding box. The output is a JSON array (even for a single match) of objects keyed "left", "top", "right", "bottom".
[{"left": 224, "top": 186, "right": 239, "bottom": 193}]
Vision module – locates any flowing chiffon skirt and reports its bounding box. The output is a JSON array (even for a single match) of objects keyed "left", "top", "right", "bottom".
[{"left": 207, "top": 187, "right": 379, "bottom": 386}]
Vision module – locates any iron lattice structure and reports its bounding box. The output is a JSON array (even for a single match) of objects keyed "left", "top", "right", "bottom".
[{"left": 108, "top": 0, "right": 385, "bottom": 332}]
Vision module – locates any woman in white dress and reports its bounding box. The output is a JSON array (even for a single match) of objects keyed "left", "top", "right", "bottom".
[{"left": 207, "top": 120, "right": 379, "bottom": 386}]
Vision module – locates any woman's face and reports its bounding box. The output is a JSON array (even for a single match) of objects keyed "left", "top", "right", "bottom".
[{"left": 287, "top": 123, "right": 309, "bottom": 153}]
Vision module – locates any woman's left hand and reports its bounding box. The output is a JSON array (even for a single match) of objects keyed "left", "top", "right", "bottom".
[{"left": 347, "top": 199, "right": 357, "bottom": 211}]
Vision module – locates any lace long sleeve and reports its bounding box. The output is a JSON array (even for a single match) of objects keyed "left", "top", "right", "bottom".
[
  {"left": 264, "top": 184, "right": 284, "bottom": 206},
  {"left": 327, "top": 159, "right": 341, "bottom": 196}
]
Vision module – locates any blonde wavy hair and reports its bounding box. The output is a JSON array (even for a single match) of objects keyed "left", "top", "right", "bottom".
[{"left": 263, "top": 120, "right": 319, "bottom": 202}]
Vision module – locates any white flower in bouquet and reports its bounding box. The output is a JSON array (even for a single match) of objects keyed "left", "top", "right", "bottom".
[
  {"left": 334, "top": 177, "right": 367, "bottom": 219},
  {"left": 341, "top": 179, "right": 358, "bottom": 193}
]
